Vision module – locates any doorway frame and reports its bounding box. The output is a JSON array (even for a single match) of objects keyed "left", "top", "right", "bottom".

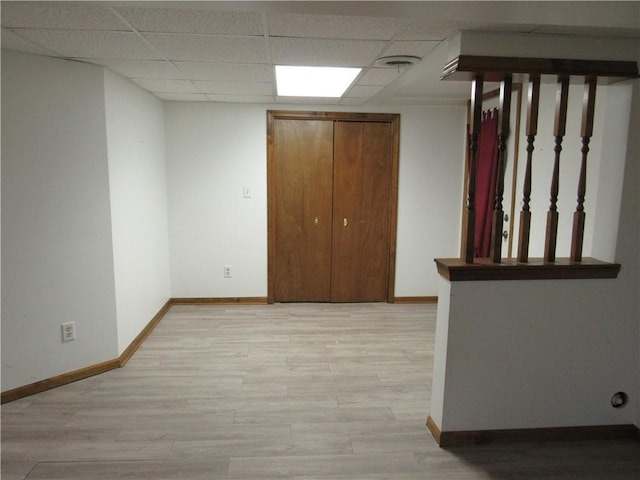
[{"left": 267, "top": 110, "right": 401, "bottom": 304}]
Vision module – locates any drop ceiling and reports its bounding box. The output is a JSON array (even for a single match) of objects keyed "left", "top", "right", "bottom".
[{"left": 2, "top": 1, "right": 639, "bottom": 105}]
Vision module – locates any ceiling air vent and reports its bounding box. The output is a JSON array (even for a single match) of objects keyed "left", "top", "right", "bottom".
[{"left": 375, "top": 55, "right": 421, "bottom": 69}]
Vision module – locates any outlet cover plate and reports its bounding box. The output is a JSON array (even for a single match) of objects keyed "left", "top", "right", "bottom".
[{"left": 61, "top": 322, "right": 76, "bottom": 342}]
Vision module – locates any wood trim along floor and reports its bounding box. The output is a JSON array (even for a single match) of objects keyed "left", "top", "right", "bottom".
[
  {"left": 427, "top": 415, "right": 640, "bottom": 447},
  {"left": 119, "top": 300, "right": 172, "bottom": 367},
  {"left": 1, "top": 297, "right": 267, "bottom": 404},
  {"left": 170, "top": 297, "right": 268, "bottom": 305},
  {"left": 1, "top": 358, "right": 121, "bottom": 404},
  {"left": 426, "top": 416, "right": 442, "bottom": 444},
  {"left": 394, "top": 296, "right": 438, "bottom": 304}
]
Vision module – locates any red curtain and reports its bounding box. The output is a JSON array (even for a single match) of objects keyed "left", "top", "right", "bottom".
[{"left": 473, "top": 109, "right": 499, "bottom": 258}]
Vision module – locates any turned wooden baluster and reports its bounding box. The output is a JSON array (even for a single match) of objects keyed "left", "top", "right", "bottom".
[
  {"left": 461, "top": 74, "right": 484, "bottom": 263},
  {"left": 544, "top": 76, "right": 570, "bottom": 263},
  {"left": 570, "top": 76, "right": 598, "bottom": 262},
  {"left": 489, "top": 75, "right": 513, "bottom": 263},
  {"left": 517, "top": 75, "right": 541, "bottom": 263}
]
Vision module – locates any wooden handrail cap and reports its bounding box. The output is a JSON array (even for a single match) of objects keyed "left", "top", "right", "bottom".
[{"left": 435, "top": 257, "right": 621, "bottom": 281}]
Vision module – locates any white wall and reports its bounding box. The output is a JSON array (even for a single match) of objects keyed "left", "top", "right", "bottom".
[
  {"left": 615, "top": 76, "right": 640, "bottom": 429},
  {"left": 395, "top": 106, "right": 466, "bottom": 295},
  {"left": 590, "top": 83, "right": 634, "bottom": 262},
  {"left": 1, "top": 51, "right": 118, "bottom": 390},
  {"left": 433, "top": 278, "right": 637, "bottom": 431},
  {"left": 164, "top": 102, "right": 466, "bottom": 298},
  {"left": 164, "top": 103, "right": 269, "bottom": 298},
  {"left": 104, "top": 70, "right": 171, "bottom": 354},
  {"left": 1, "top": 51, "right": 173, "bottom": 391},
  {"left": 1, "top": 49, "right": 466, "bottom": 394}
]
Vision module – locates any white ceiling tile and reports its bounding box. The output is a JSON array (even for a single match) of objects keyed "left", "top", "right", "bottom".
[
  {"left": 175, "top": 62, "right": 272, "bottom": 82},
  {"left": 394, "top": 19, "right": 463, "bottom": 41},
  {"left": 339, "top": 97, "right": 369, "bottom": 106},
  {"left": 130, "top": 78, "right": 200, "bottom": 94},
  {"left": 155, "top": 92, "right": 208, "bottom": 101},
  {"left": 270, "top": 37, "right": 385, "bottom": 66},
  {"left": 1, "top": 27, "right": 61, "bottom": 57},
  {"left": 206, "top": 94, "right": 274, "bottom": 103},
  {"left": 16, "top": 29, "right": 163, "bottom": 60},
  {"left": 115, "top": 7, "right": 263, "bottom": 35},
  {"left": 144, "top": 34, "right": 267, "bottom": 63},
  {"left": 193, "top": 81, "right": 272, "bottom": 96},
  {"left": 3, "top": 1, "right": 637, "bottom": 106},
  {"left": 268, "top": 13, "right": 405, "bottom": 40},
  {"left": 383, "top": 40, "right": 439, "bottom": 59},
  {"left": 346, "top": 85, "right": 383, "bottom": 98},
  {"left": 358, "top": 67, "right": 405, "bottom": 85},
  {"left": 81, "top": 59, "right": 184, "bottom": 79},
  {"left": 0, "top": 2, "right": 128, "bottom": 31}
]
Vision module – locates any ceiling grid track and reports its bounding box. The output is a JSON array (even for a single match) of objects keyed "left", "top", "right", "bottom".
[
  {"left": 105, "top": 6, "right": 209, "bottom": 99},
  {"left": 1, "top": 2, "right": 637, "bottom": 105}
]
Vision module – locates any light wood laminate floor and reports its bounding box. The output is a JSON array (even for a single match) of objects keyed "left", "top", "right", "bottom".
[{"left": 2, "top": 303, "right": 639, "bottom": 479}]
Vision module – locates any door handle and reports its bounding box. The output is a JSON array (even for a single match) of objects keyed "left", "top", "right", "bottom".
[
  {"left": 343, "top": 217, "right": 348, "bottom": 227},
  {"left": 314, "top": 216, "right": 319, "bottom": 225}
]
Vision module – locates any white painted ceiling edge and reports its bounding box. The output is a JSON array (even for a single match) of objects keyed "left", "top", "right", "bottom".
[{"left": 451, "top": 31, "right": 640, "bottom": 62}]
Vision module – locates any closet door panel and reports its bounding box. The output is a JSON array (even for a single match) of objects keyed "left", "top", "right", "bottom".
[
  {"left": 331, "top": 121, "right": 363, "bottom": 302},
  {"left": 332, "top": 121, "right": 392, "bottom": 302},
  {"left": 359, "top": 121, "right": 393, "bottom": 299},
  {"left": 273, "top": 119, "right": 333, "bottom": 302}
]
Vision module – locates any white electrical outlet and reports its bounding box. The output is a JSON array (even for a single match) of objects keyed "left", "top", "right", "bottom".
[
  {"left": 224, "top": 265, "right": 232, "bottom": 278},
  {"left": 61, "top": 322, "right": 76, "bottom": 343}
]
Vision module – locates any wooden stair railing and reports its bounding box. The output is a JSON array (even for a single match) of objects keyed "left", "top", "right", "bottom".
[
  {"left": 441, "top": 55, "right": 638, "bottom": 272},
  {"left": 571, "top": 76, "right": 598, "bottom": 262},
  {"left": 517, "top": 74, "right": 540, "bottom": 263},
  {"left": 489, "top": 75, "right": 513, "bottom": 263},
  {"left": 461, "top": 75, "right": 484, "bottom": 263},
  {"left": 544, "top": 75, "right": 570, "bottom": 263}
]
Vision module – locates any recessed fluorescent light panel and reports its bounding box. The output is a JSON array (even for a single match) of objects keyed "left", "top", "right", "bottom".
[{"left": 276, "top": 65, "right": 361, "bottom": 97}]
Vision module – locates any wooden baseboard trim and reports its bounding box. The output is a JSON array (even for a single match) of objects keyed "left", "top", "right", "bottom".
[
  {"left": 119, "top": 300, "right": 172, "bottom": 367},
  {"left": 1, "top": 358, "right": 120, "bottom": 404},
  {"left": 426, "top": 416, "right": 443, "bottom": 444},
  {"left": 1, "top": 298, "right": 272, "bottom": 403},
  {"left": 1, "top": 300, "right": 172, "bottom": 404},
  {"left": 426, "top": 416, "right": 640, "bottom": 447},
  {"left": 170, "top": 297, "right": 268, "bottom": 305},
  {"left": 394, "top": 296, "right": 438, "bottom": 304}
]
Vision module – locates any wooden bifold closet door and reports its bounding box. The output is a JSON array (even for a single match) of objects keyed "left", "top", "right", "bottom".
[
  {"left": 272, "top": 119, "right": 334, "bottom": 302},
  {"left": 268, "top": 111, "right": 399, "bottom": 303}
]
